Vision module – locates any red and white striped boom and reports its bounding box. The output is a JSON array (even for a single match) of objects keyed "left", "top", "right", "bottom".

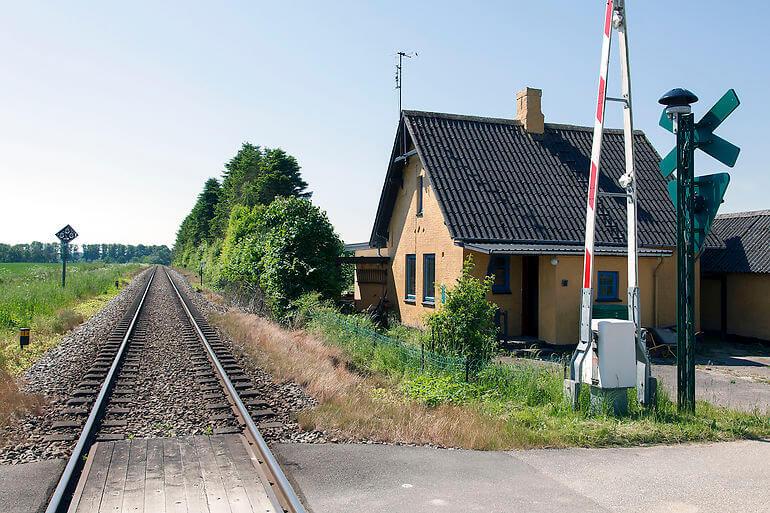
[{"left": 567, "top": 0, "right": 652, "bottom": 406}]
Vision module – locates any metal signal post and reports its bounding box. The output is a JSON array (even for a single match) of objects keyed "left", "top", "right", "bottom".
[
  {"left": 676, "top": 108, "right": 697, "bottom": 412},
  {"left": 55, "top": 224, "right": 78, "bottom": 288},
  {"left": 658, "top": 87, "right": 740, "bottom": 412},
  {"left": 62, "top": 242, "right": 68, "bottom": 288}
]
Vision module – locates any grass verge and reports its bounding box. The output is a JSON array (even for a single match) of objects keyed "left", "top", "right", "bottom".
[
  {"left": 0, "top": 262, "right": 142, "bottom": 375},
  {"left": 215, "top": 308, "right": 770, "bottom": 450}
]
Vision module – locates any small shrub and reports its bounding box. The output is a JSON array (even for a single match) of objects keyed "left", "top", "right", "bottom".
[
  {"left": 0, "top": 369, "right": 42, "bottom": 425},
  {"left": 51, "top": 309, "right": 84, "bottom": 334},
  {"left": 426, "top": 256, "right": 498, "bottom": 363},
  {"left": 385, "top": 323, "right": 426, "bottom": 348},
  {"left": 289, "top": 292, "right": 324, "bottom": 329},
  {"left": 402, "top": 373, "right": 480, "bottom": 407}
]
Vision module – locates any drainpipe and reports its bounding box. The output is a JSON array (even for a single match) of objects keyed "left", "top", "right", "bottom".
[{"left": 652, "top": 256, "right": 664, "bottom": 327}]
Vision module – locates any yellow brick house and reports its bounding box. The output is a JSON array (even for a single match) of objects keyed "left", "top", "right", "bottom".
[
  {"left": 701, "top": 210, "right": 770, "bottom": 341},
  {"left": 357, "top": 88, "right": 691, "bottom": 345}
]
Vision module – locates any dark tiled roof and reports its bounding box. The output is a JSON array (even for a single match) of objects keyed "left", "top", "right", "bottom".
[
  {"left": 701, "top": 210, "right": 770, "bottom": 273},
  {"left": 370, "top": 111, "right": 677, "bottom": 248},
  {"left": 343, "top": 242, "right": 372, "bottom": 252}
]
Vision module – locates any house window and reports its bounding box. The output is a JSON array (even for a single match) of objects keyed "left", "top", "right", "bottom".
[
  {"left": 417, "top": 175, "right": 424, "bottom": 216},
  {"left": 423, "top": 254, "right": 435, "bottom": 304},
  {"left": 597, "top": 271, "right": 620, "bottom": 302},
  {"left": 405, "top": 254, "right": 416, "bottom": 301},
  {"left": 488, "top": 255, "right": 510, "bottom": 294}
]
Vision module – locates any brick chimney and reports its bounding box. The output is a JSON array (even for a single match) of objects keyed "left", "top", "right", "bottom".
[{"left": 516, "top": 87, "right": 544, "bottom": 134}]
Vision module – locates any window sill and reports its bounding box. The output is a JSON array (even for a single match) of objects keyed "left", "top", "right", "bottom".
[
  {"left": 422, "top": 300, "right": 435, "bottom": 308},
  {"left": 416, "top": 212, "right": 423, "bottom": 218},
  {"left": 404, "top": 298, "right": 416, "bottom": 305},
  {"left": 491, "top": 289, "right": 511, "bottom": 295},
  {"left": 596, "top": 298, "right": 622, "bottom": 303}
]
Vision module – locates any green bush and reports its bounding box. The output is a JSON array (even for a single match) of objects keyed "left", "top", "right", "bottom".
[
  {"left": 290, "top": 292, "right": 325, "bottom": 328},
  {"left": 384, "top": 322, "right": 426, "bottom": 348},
  {"left": 220, "top": 197, "right": 345, "bottom": 320},
  {"left": 426, "top": 256, "right": 498, "bottom": 363},
  {"left": 402, "top": 373, "right": 481, "bottom": 406}
]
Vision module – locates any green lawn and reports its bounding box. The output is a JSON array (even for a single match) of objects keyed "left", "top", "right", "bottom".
[{"left": 0, "top": 262, "right": 142, "bottom": 374}]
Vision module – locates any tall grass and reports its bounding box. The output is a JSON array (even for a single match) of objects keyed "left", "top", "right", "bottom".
[
  {"left": 0, "top": 263, "right": 136, "bottom": 329},
  {"left": 306, "top": 308, "right": 770, "bottom": 448},
  {"left": 0, "top": 262, "right": 141, "bottom": 374},
  {"left": 215, "top": 311, "right": 521, "bottom": 449}
]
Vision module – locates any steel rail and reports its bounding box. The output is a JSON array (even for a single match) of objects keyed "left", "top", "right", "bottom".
[
  {"left": 164, "top": 268, "right": 306, "bottom": 513},
  {"left": 45, "top": 266, "right": 157, "bottom": 513}
]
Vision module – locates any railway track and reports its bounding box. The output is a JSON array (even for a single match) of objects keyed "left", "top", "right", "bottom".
[{"left": 43, "top": 266, "right": 305, "bottom": 513}]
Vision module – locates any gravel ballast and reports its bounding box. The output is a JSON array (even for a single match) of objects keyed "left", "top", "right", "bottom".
[
  {"left": 97, "top": 270, "right": 235, "bottom": 438},
  {"left": 0, "top": 266, "right": 322, "bottom": 465},
  {"left": 168, "top": 269, "right": 323, "bottom": 444}
]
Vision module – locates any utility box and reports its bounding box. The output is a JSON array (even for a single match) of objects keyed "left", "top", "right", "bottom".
[{"left": 581, "top": 319, "right": 637, "bottom": 389}]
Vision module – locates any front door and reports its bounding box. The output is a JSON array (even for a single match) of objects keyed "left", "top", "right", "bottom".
[{"left": 521, "top": 255, "right": 539, "bottom": 337}]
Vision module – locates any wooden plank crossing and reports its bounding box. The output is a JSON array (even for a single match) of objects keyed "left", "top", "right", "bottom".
[{"left": 68, "top": 435, "right": 278, "bottom": 513}]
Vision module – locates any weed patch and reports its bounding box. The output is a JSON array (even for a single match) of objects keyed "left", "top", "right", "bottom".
[
  {"left": 0, "top": 369, "right": 42, "bottom": 429},
  {"left": 51, "top": 309, "right": 85, "bottom": 334}
]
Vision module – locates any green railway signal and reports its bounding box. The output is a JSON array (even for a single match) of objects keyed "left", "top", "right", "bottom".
[
  {"left": 658, "top": 87, "right": 741, "bottom": 414},
  {"left": 659, "top": 89, "right": 740, "bottom": 255},
  {"left": 667, "top": 172, "right": 730, "bottom": 254},
  {"left": 659, "top": 89, "right": 741, "bottom": 178}
]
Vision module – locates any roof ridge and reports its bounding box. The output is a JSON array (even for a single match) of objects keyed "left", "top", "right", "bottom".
[
  {"left": 716, "top": 209, "right": 770, "bottom": 219},
  {"left": 402, "top": 110, "right": 645, "bottom": 135},
  {"left": 372, "top": 109, "right": 676, "bottom": 248}
]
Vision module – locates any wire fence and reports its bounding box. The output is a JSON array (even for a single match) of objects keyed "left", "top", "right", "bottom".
[{"left": 311, "top": 309, "right": 486, "bottom": 380}]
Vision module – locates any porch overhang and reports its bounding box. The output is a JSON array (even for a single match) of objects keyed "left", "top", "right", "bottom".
[
  {"left": 337, "top": 256, "right": 390, "bottom": 264},
  {"left": 460, "top": 242, "right": 672, "bottom": 257}
]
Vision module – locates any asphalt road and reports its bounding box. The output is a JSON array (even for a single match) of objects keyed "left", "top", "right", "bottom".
[
  {"left": 5, "top": 440, "right": 769, "bottom": 512},
  {"left": 275, "top": 440, "right": 770, "bottom": 513},
  {"left": 0, "top": 459, "right": 64, "bottom": 513}
]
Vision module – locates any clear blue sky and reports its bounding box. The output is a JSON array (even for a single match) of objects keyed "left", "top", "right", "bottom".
[{"left": 1, "top": 0, "right": 766, "bottom": 246}]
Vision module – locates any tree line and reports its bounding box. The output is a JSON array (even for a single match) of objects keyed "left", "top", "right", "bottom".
[
  {"left": 0, "top": 242, "right": 171, "bottom": 264},
  {"left": 173, "top": 142, "right": 347, "bottom": 320}
]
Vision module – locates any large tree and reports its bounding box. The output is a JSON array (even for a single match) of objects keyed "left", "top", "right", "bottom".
[
  {"left": 173, "top": 178, "right": 221, "bottom": 263},
  {"left": 211, "top": 143, "right": 310, "bottom": 238},
  {"left": 191, "top": 178, "right": 222, "bottom": 243}
]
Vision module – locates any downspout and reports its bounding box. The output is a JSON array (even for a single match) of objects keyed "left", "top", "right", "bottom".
[
  {"left": 373, "top": 235, "right": 389, "bottom": 306},
  {"left": 652, "top": 256, "right": 664, "bottom": 327}
]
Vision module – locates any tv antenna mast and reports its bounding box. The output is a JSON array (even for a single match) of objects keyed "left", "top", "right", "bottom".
[{"left": 395, "top": 51, "right": 417, "bottom": 114}]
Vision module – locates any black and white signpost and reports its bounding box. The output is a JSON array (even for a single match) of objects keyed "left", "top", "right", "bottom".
[{"left": 55, "top": 224, "right": 78, "bottom": 287}]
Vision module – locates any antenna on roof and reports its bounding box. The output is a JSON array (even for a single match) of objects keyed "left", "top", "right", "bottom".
[{"left": 395, "top": 51, "right": 417, "bottom": 115}]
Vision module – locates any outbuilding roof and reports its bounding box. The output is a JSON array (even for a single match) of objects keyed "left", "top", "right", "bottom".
[
  {"left": 370, "top": 110, "right": 677, "bottom": 249},
  {"left": 701, "top": 210, "right": 770, "bottom": 274}
]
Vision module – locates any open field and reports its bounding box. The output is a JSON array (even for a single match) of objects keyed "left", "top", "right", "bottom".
[
  {"left": 214, "top": 308, "right": 770, "bottom": 450},
  {"left": 0, "top": 262, "right": 141, "bottom": 375}
]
